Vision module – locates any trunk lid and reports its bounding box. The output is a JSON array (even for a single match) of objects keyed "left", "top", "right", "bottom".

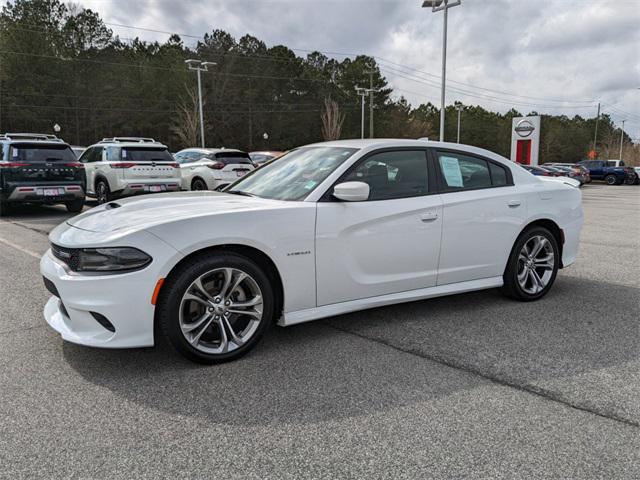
[{"left": 3, "top": 142, "right": 84, "bottom": 184}]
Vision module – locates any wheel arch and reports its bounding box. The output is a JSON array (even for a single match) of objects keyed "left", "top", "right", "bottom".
[
  {"left": 516, "top": 218, "right": 564, "bottom": 268},
  {"left": 156, "top": 243, "right": 285, "bottom": 324}
]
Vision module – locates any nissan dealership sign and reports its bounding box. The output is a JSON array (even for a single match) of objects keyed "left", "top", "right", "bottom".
[
  {"left": 514, "top": 119, "right": 536, "bottom": 138},
  {"left": 510, "top": 116, "right": 541, "bottom": 166}
]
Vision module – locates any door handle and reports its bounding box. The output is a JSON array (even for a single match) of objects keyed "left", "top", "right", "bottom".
[
  {"left": 507, "top": 200, "right": 521, "bottom": 208},
  {"left": 420, "top": 212, "right": 439, "bottom": 222}
]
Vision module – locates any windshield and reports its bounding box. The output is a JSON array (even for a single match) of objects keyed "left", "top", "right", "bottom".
[
  {"left": 121, "top": 147, "right": 174, "bottom": 162},
  {"left": 226, "top": 146, "right": 358, "bottom": 201},
  {"left": 9, "top": 143, "right": 76, "bottom": 163}
]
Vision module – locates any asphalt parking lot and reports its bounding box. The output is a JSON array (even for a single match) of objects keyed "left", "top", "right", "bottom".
[{"left": 1, "top": 184, "right": 639, "bottom": 479}]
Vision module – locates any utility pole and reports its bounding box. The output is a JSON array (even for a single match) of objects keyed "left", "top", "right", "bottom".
[
  {"left": 185, "top": 59, "right": 217, "bottom": 148},
  {"left": 592, "top": 102, "right": 600, "bottom": 153},
  {"left": 422, "top": 0, "right": 462, "bottom": 142},
  {"left": 619, "top": 119, "right": 626, "bottom": 161},
  {"left": 455, "top": 102, "right": 463, "bottom": 143},
  {"left": 355, "top": 86, "right": 367, "bottom": 139},
  {"left": 365, "top": 64, "right": 376, "bottom": 138}
]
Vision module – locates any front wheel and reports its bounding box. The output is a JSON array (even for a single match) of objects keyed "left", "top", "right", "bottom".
[
  {"left": 501, "top": 226, "right": 560, "bottom": 301},
  {"left": 624, "top": 175, "right": 636, "bottom": 185},
  {"left": 158, "top": 253, "right": 274, "bottom": 364}
]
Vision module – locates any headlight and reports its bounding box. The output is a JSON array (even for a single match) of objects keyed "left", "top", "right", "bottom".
[
  {"left": 52, "top": 244, "right": 152, "bottom": 273},
  {"left": 77, "top": 247, "right": 152, "bottom": 272}
]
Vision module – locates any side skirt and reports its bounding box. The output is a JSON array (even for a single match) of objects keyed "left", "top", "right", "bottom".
[{"left": 279, "top": 276, "right": 504, "bottom": 327}]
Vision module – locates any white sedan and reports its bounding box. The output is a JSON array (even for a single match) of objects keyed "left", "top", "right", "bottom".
[
  {"left": 173, "top": 148, "right": 254, "bottom": 191},
  {"left": 41, "top": 139, "right": 583, "bottom": 363}
]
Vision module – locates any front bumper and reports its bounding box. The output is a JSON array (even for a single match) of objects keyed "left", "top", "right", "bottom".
[{"left": 40, "top": 239, "right": 178, "bottom": 348}]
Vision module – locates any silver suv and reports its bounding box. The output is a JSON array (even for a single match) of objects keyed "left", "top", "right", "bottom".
[{"left": 79, "top": 137, "right": 181, "bottom": 204}]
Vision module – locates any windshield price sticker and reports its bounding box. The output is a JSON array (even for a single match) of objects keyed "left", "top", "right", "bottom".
[{"left": 440, "top": 156, "right": 463, "bottom": 187}]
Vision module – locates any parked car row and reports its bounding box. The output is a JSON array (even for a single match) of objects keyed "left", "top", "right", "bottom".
[{"left": 519, "top": 160, "right": 638, "bottom": 186}]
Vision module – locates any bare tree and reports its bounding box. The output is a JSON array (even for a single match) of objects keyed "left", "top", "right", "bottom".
[
  {"left": 321, "top": 98, "right": 345, "bottom": 141},
  {"left": 171, "top": 85, "right": 200, "bottom": 148}
]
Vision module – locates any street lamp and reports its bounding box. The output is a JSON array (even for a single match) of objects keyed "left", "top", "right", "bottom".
[
  {"left": 53, "top": 123, "right": 61, "bottom": 134},
  {"left": 185, "top": 59, "right": 217, "bottom": 148},
  {"left": 422, "top": 0, "right": 461, "bottom": 142},
  {"left": 454, "top": 102, "right": 463, "bottom": 143}
]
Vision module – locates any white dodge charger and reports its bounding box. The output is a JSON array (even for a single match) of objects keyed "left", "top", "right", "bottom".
[{"left": 41, "top": 139, "right": 583, "bottom": 363}]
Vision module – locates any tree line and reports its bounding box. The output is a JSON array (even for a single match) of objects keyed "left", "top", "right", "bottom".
[{"left": 0, "top": 0, "right": 633, "bottom": 164}]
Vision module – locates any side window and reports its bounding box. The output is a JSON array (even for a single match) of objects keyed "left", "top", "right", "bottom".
[
  {"left": 489, "top": 162, "right": 508, "bottom": 186},
  {"left": 437, "top": 152, "right": 491, "bottom": 190},
  {"left": 105, "top": 146, "right": 119, "bottom": 162},
  {"left": 343, "top": 150, "right": 428, "bottom": 200},
  {"left": 78, "top": 147, "right": 93, "bottom": 163}
]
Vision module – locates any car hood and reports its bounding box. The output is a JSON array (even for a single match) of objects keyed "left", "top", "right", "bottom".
[{"left": 67, "top": 191, "right": 288, "bottom": 233}]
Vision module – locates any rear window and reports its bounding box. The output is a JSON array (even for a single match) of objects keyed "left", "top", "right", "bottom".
[
  {"left": 121, "top": 147, "right": 173, "bottom": 162},
  {"left": 211, "top": 151, "right": 252, "bottom": 165},
  {"left": 9, "top": 143, "right": 75, "bottom": 163}
]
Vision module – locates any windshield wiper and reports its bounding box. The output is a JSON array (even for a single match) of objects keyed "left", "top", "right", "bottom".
[{"left": 226, "top": 190, "right": 256, "bottom": 197}]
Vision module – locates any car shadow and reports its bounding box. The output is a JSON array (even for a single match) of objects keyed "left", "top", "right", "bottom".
[{"left": 63, "top": 274, "right": 639, "bottom": 427}]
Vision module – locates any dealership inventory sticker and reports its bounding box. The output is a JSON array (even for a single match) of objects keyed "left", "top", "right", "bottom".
[{"left": 440, "top": 156, "right": 463, "bottom": 187}]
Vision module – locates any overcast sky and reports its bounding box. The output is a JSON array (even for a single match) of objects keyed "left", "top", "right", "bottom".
[{"left": 82, "top": 0, "right": 640, "bottom": 137}]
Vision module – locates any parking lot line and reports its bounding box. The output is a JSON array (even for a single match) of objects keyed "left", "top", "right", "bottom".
[{"left": 0, "top": 235, "right": 41, "bottom": 259}]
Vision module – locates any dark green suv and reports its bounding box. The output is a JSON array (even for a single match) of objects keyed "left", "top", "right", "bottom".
[{"left": 0, "top": 133, "right": 86, "bottom": 216}]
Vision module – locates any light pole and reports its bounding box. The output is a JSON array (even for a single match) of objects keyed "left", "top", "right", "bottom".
[
  {"left": 422, "top": 0, "right": 461, "bottom": 142},
  {"left": 454, "top": 102, "right": 463, "bottom": 143},
  {"left": 185, "top": 59, "right": 217, "bottom": 148},
  {"left": 619, "top": 119, "right": 626, "bottom": 161},
  {"left": 355, "top": 86, "right": 367, "bottom": 139}
]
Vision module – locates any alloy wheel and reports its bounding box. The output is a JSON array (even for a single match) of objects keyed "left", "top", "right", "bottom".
[
  {"left": 517, "top": 235, "right": 555, "bottom": 295},
  {"left": 178, "top": 267, "right": 264, "bottom": 354}
]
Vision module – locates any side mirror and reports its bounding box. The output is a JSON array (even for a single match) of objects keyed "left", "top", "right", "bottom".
[{"left": 333, "top": 181, "right": 370, "bottom": 202}]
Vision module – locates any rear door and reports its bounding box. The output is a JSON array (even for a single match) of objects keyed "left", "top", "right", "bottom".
[
  {"left": 121, "top": 147, "right": 179, "bottom": 181},
  {"left": 79, "top": 146, "right": 102, "bottom": 193},
  {"left": 5, "top": 142, "right": 84, "bottom": 186},
  {"left": 433, "top": 149, "right": 526, "bottom": 285}
]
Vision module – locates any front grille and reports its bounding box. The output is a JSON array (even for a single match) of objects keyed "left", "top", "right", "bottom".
[{"left": 51, "top": 243, "right": 80, "bottom": 271}]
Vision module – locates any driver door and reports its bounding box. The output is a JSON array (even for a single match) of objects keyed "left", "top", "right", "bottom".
[{"left": 315, "top": 149, "right": 443, "bottom": 306}]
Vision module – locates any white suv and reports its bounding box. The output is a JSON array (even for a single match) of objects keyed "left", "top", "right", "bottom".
[
  {"left": 79, "top": 137, "right": 181, "bottom": 204},
  {"left": 173, "top": 148, "right": 254, "bottom": 191}
]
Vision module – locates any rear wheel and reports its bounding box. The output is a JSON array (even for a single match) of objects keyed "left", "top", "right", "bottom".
[
  {"left": 0, "top": 199, "right": 11, "bottom": 217},
  {"left": 191, "top": 178, "right": 208, "bottom": 191},
  {"left": 158, "top": 253, "right": 274, "bottom": 364},
  {"left": 624, "top": 175, "right": 636, "bottom": 185},
  {"left": 501, "top": 226, "right": 559, "bottom": 301},
  {"left": 96, "top": 180, "right": 111, "bottom": 204},
  {"left": 65, "top": 198, "right": 85, "bottom": 213},
  {"left": 604, "top": 174, "right": 618, "bottom": 185}
]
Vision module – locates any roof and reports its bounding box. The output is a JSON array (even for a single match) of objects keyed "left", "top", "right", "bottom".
[
  {"left": 305, "top": 138, "right": 511, "bottom": 164},
  {"left": 92, "top": 137, "right": 167, "bottom": 149},
  {"left": 177, "top": 148, "right": 246, "bottom": 155},
  {"left": 0, "top": 133, "right": 66, "bottom": 144}
]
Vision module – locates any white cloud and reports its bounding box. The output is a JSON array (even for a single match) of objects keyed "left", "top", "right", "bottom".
[{"left": 81, "top": 0, "right": 640, "bottom": 133}]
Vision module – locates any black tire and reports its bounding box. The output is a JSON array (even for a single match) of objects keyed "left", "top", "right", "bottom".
[
  {"left": 0, "top": 199, "right": 10, "bottom": 217},
  {"left": 158, "top": 252, "right": 274, "bottom": 364},
  {"left": 604, "top": 174, "right": 618, "bottom": 186},
  {"left": 501, "top": 226, "right": 560, "bottom": 302},
  {"left": 191, "top": 178, "right": 208, "bottom": 191},
  {"left": 624, "top": 175, "right": 636, "bottom": 185},
  {"left": 65, "top": 198, "right": 85, "bottom": 213},
  {"left": 95, "top": 179, "right": 111, "bottom": 204}
]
